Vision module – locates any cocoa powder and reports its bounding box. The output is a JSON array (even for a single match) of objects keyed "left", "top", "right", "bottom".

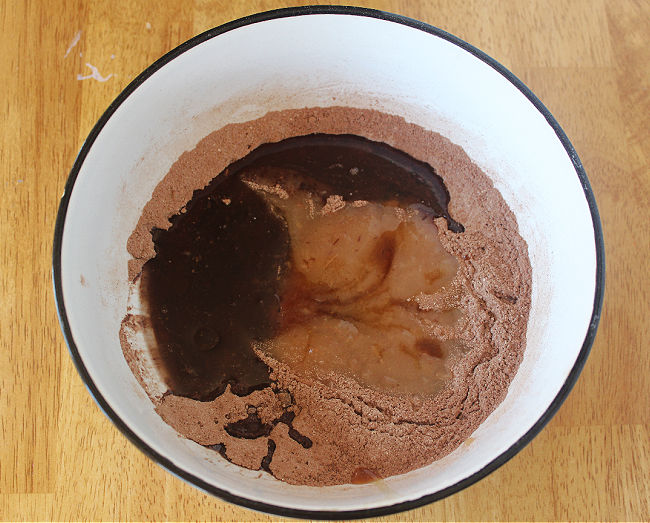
[{"left": 121, "top": 106, "right": 531, "bottom": 486}]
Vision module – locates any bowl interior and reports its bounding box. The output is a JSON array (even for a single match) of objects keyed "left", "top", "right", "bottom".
[{"left": 57, "top": 13, "right": 598, "bottom": 514}]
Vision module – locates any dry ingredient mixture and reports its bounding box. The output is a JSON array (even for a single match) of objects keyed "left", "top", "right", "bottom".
[{"left": 120, "top": 106, "right": 532, "bottom": 486}]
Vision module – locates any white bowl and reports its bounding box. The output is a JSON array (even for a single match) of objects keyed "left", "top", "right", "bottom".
[{"left": 53, "top": 6, "right": 604, "bottom": 519}]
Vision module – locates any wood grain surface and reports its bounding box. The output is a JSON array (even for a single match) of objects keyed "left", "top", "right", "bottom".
[{"left": 1, "top": 1, "right": 648, "bottom": 521}]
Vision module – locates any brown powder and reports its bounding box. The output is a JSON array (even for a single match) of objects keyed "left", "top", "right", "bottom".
[{"left": 121, "top": 106, "right": 531, "bottom": 486}]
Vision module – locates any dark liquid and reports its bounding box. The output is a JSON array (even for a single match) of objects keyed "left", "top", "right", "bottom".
[
  {"left": 141, "top": 134, "right": 462, "bottom": 403},
  {"left": 141, "top": 175, "right": 287, "bottom": 400}
]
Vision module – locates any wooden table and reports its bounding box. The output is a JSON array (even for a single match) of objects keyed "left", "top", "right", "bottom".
[{"left": 1, "top": 1, "right": 648, "bottom": 521}]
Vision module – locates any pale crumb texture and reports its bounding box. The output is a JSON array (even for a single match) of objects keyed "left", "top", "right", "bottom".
[{"left": 123, "top": 106, "right": 532, "bottom": 486}]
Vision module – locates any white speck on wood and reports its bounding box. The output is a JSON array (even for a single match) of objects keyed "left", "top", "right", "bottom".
[
  {"left": 77, "top": 63, "right": 113, "bottom": 82},
  {"left": 145, "top": 22, "right": 151, "bottom": 30},
  {"left": 64, "top": 30, "right": 82, "bottom": 58}
]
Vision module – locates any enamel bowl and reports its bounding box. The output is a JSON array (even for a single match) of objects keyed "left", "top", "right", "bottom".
[{"left": 53, "top": 6, "right": 604, "bottom": 519}]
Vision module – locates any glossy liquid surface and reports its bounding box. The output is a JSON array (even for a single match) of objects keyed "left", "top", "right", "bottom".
[{"left": 141, "top": 134, "right": 462, "bottom": 401}]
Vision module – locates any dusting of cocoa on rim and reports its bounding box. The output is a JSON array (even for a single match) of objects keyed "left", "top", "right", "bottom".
[{"left": 121, "top": 106, "right": 532, "bottom": 486}]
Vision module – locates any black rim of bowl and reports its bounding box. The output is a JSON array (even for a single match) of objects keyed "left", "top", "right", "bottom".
[{"left": 52, "top": 5, "right": 606, "bottom": 520}]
